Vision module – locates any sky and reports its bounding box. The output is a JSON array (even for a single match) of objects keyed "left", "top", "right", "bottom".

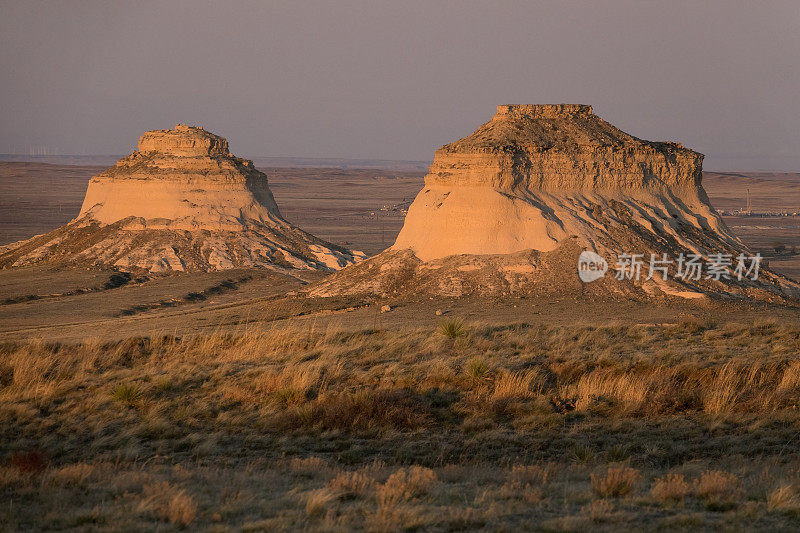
[{"left": 1, "top": 1, "right": 799, "bottom": 170}]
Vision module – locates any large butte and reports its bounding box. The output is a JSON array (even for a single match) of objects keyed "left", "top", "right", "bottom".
[
  {"left": 311, "top": 105, "right": 799, "bottom": 301},
  {"left": 0, "top": 124, "right": 364, "bottom": 273}
]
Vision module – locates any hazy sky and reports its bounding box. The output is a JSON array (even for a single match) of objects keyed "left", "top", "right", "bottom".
[{"left": 1, "top": 1, "right": 799, "bottom": 170}]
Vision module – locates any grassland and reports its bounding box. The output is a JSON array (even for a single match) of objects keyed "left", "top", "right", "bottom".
[{"left": 3, "top": 319, "right": 800, "bottom": 530}]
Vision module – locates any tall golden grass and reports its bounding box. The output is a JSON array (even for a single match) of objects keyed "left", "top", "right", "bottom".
[
  {"left": 2, "top": 319, "right": 800, "bottom": 529},
  {"left": 2, "top": 320, "right": 800, "bottom": 420}
]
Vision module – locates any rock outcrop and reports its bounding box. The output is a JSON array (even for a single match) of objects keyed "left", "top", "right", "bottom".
[
  {"left": 0, "top": 124, "right": 364, "bottom": 273},
  {"left": 311, "top": 105, "right": 799, "bottom": 301}
]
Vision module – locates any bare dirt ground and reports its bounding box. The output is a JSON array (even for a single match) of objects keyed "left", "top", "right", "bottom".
[
  {"left": 0, "top": 163, "right": 100, "bottom": 245},
  {"left": 2, "top": 162, "right": 800, "bottom": 530}
]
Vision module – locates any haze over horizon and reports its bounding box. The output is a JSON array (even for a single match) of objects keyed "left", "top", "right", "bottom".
[{"left": 1, "top": 1, "right": 799, "bottom": 171}]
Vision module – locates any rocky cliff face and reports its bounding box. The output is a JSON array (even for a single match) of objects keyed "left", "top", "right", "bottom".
[
  {"left": 79, "top": 124, "right": 282, "bottom": 229},
  {"left": 392, "top": 104, "right": 733, "bottom": 262},
  {"left": 136, "top": 123, "right": 231, "bottom": 157},
  {"left": 427, "top": 105, "right": 702, "bottom": 192},
  {"left": 0, "top": 125, "right": 364, "bottom": 273},
  {"left": 311, "top": 105, "right": 799, "bottom": 302}
]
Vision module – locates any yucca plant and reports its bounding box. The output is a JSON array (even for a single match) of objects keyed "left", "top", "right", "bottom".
[{"left": 437, "top": 318, "right": 467, "bottom": 339}]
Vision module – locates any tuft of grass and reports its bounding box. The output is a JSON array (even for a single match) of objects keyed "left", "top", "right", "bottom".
[
  {"left": 693, "top": 470, "right": 740, "bottom": 504},
  {"left": 111, "top": 382, "right": 142, "bottom": 407},
  {"left": 467, "top": 357, "right": 490, "bottom": 381},
  {"left": 271, "top": 387, "right": 308, "bottom": 407},
  {"left": 154, "top": 377, "right": 175, "bottom": 393},
  {"left": 328, "top": 470, "right": 374, "bottom": 500},
  {"left": 567, "top": 370, "right": 650, "bottom": 414},
  {"left": 778, "top": 362, "right": 800, "bottom": 393},
  {"left": 165, "top": 491, "right": 198, "bottom": 528},
  {"left": 582, "top": 499, "right": 616, "bottom": 523},
  {"left": 768, "top": 484, "right": 800, "bottom": 513},
  {"left": 650, "top": 473, "right": 690, "bottom": 505},
  {"left": 606, "top": 445, "right": 630, "bottom": 463},
  {"left": 492, "top": 370, "right": 542, "bottom": 400},
  {"left": 45, "top": 463, "right": 95, "bottom": 487},
  {"left": 140, "top": 483, "right": 197, "bottom": 528},
  {"left": 571, "top": 444, "right": 595, "bottom": 464},
  {"left": 288, "top": 456, "right": 330, "bottom": 478},
  {"left": 437, "top": 318, "right": 466, "bottom": 339},
  {"left": 496, "top": 480, "right": 544, "bottom": 503},
  {"left": 304, "top": 488, "right": 337, "bottom": 517},
  {"left": 377, "top": 466, "right": 438, "bottom": 507},
  {"left": 591, "top": 467, "right": 641, "bottom": 498},
  {"left": 508, "top": 463, "right": 557, "bottom": 486}
]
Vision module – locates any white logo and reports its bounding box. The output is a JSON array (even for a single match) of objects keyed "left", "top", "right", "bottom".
[{"left": 578, "top": 250, "right": 608, "bottom": 283}]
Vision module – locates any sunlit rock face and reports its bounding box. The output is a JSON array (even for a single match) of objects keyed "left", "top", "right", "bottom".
[
  {"left": 425, "top": 105, "right": 703, "bottom": 192},
  {"left": 136, "top": 123, "right": 232, "bottom": 157},
  {"left": 1, "top": 124, "right": 364, "bottom": 273},
  {"left": 392, "top": 104, "right": 733, "bottom": 261},
  {"left": 311, "top": 105, "right": 799, "bottom": 302},
  {"left": 79, "top": 124, "right": 282, "bottom": 230}
]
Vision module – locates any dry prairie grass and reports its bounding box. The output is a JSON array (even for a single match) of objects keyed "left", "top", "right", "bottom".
[
  {"left": 2, "top": 319, "right": 800, "bottom": 529},
  {"left": 139, "top": 482, "right": 198, "bottom": 527},
  {"left": 376, "top": 466, "right": 438, "bottom": 506},
  {"left": 582, "top": 498, "right": 616, "bottom": 522},
  {"left": 591, "top": 466, "right": 641, "bottom": 498},
  {"left": 328, "top": 470, "right": 375, "bottom": 499},
  {"left": 768, "top": 484, "right": 800, "bottom": 513},
  {"left": 693, "top": 470, "right": 742, "bottom": 504},
  {"left": 491, "top": 369, "right": 543, "bottom": 400},
  {"left": 650, "top": 473, "right": 691, "bottom": 504},
  {"left": 303, "top": 487, "right": 338, "bottom": 517},
  {"left": 44, "top": 462, "right": 95, "bottom": 487}
]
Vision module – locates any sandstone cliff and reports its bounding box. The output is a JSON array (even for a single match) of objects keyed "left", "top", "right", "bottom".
[
  {"left": 79, "top": 124, "right": 282, "bottom": 230},
  {"left": 0, "top": 125, "right": 364, "bottom": 273},
  {"left": 311, "top": 105, "right": 799, "bottom": 302}
]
